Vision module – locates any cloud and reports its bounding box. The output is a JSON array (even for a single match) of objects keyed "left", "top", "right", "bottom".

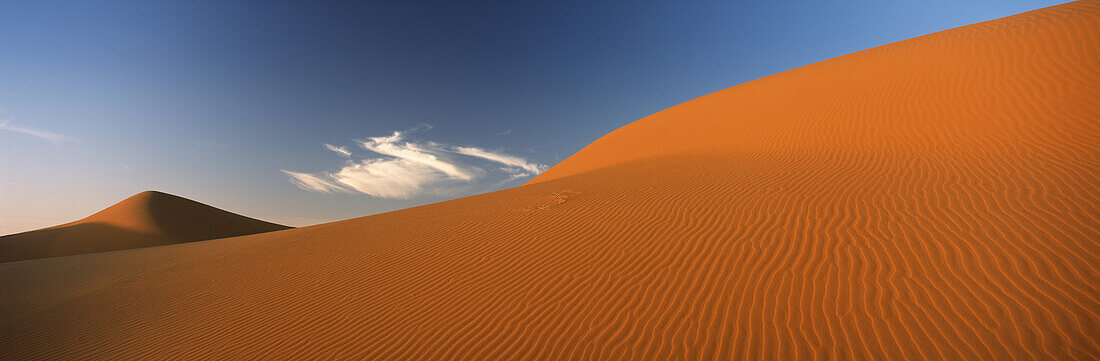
[
  {"left": 0, "top": 120, "right": 73, "bottom": 144},
  {"left": 324, "top": 144, "right": 351, "bottom": 158},
  {"left": 454, "top": 146, "right": 546, "bottom": 176},
  {"left": 281, "top": 170, "right": 346, "bottom": 193},
  {"left": 407, "top": 123, "right": 434, "bottom": 132},
  {"left": 284, "top": 130, "right": 546, "bottom": 199},
  {"left": 330, "top": 158, "right": 441, "bottom": 198},
  {"left": 357, "top": 132, "right": 472, "bottom": 180}
]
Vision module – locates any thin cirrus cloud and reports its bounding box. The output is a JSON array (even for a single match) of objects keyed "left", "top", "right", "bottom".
[
  {"left": 283, "top": 131, "right": 547, "bottom": 199},
  {"left": 281, "top": 170, "right": 348, "bottom": 194},
  {"left": 0, "top": 120, "right": 73, "bottom": 144},
  {"left": 454, "top": 146, "right": 543, "bottom": 177},
  {"left": 323, "top": 144, "right": 351, "bottom": 158}
]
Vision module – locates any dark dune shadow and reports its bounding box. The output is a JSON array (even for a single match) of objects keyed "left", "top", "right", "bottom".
[{"left": 0, "top": 223, "right": 160, "bottom": 263}]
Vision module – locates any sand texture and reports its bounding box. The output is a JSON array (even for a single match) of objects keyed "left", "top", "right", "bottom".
[
  {"left": 1, "top": 1, "right": 1098, "bottom": 360},
  {"left": 0, "top": 191, "right": 290, "bottom": 262}
]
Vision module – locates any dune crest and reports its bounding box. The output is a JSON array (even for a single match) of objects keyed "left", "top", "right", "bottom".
[
  {"left": 0, "top": 191, "right": 290, "bottom": 262},
  {"left": 1, "top": 1, "right": 1098, "bottom": 360},
  {"left": 529, "top": 1, "right": 1100, "bottom": 185}
]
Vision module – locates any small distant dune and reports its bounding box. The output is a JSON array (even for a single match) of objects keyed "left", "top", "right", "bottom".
[
  {"left": 1, "top": 1, "right": 1098, "bottom": 360},
  {"left": 0, "top": 191, "right": 290, "bottom": 262}
]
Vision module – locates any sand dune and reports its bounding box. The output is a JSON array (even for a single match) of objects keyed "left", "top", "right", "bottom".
[
  {"left": 0, "top": 191, "right": 290, "bottom": 262},
  {"left": 2, "top": 1, "right": 1099, "bottom": 360}
]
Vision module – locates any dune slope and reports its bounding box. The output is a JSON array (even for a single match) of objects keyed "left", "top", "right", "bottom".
[
  {"left": 0, "top": 191, "right": 290, "bottom": 262},
  {"left": 1, "top": 1, "right": 1098, "bottom": 360}
]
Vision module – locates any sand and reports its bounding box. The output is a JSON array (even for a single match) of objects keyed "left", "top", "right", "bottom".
[
  {"left": 1, "top": 1, "right": 1098, "bottom": 360},
  {"left": 0, "top": 191, "right": 290, "bottom": 262}
]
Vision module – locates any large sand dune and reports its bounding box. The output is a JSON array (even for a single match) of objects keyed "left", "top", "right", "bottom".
[
  {"left": 1, "top": 1, "right": 1098, "bottom": 360},
  {"left": 0, "top": 191, "right": 290, "bottom": 262}
]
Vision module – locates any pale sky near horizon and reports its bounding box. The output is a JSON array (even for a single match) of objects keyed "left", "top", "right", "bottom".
[{"left": 0, "top": 0, "right": 1070, "bottom": 234}]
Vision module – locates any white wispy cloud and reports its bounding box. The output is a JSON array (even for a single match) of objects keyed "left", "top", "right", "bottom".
[
  {"left": 330, "top": 158, "right": 440, "bottom": 198},
  {"left": 281, "top": 170, "right": 347, "bottom": 194},
  {"left": 284, "top": 130, "right": 546, "bottom": 199},
  {"left": 454, "top": 146, "right": 546, "bottom": 176},
  {"left": 357, "top": 132, "right": 472, "bottom": 180},
  {"left": 0, "top": 120, "right": 73, "bottom": 144},
  {"left": 324, "top": 143, "right": 351, "bottom": 157}
]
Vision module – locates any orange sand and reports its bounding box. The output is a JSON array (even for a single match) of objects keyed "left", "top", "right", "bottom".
[
  {"left": 0, "top": 191, "right": 289, "bottom": 262},
  {"left": 1, "top": 2, "right": 1098, "bottom": 360}
]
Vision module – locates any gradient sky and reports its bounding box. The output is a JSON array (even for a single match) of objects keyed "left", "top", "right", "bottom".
[{"left": 0, "top": 0, "right": 1069, "bottom": 234}]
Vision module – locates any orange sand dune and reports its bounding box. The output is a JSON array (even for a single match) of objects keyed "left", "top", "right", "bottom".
[
  {"left": 2, "top": 1, "right": 1099, "bottom": 360},
  {"left": 0, "top": 191, "right": 290, "bottom": 262}
]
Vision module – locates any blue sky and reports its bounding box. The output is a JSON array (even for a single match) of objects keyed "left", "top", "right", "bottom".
[{"left": 0, "top": 0, "right": 1069, "bottom": 233}]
